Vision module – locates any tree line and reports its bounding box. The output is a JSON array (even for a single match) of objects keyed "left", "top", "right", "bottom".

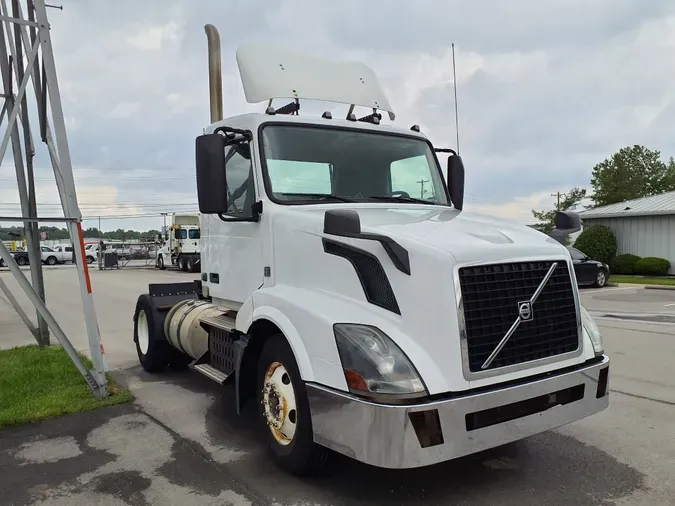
[
  {"left": 0, "top": 226, "right": 161, "bottom": 242},
  {"left": 532, "top": 145, "right": 675, "bottom": 233}
]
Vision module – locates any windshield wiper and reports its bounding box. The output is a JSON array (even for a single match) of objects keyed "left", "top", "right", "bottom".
[
  {"left": 277, "top": 193, "right": 355, "bottom": 203},
  {"left": 367, "top": 195, "right": 437, "bottom": 205}
]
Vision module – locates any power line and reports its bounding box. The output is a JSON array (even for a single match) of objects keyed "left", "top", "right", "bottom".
[{"left": 0, "top": 202, "right": 198, "bottom": 208}]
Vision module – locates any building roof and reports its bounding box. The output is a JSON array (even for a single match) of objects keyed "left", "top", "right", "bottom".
[{"left": 579, "top": 191, "right": 675, "bottom": 219}]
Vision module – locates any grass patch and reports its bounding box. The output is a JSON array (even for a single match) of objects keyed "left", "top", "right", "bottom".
[
  {"left": 0, "top": 345, "right": 133, "bottom": 430},
  {"left": 610, "top": 275, "right": 675, "bottom": 286}
]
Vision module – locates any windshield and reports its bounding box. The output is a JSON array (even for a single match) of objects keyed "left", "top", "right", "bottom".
[{"left": 260, "top": 125, "right": 449, "bottom": 205}]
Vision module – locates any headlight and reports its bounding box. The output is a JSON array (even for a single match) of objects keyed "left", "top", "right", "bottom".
[
  {"left": 333, "top": 324, "right": 427, "bottom": 398},
  {"left": 580, "top": 306, "right": 603, "bottom": 355}
]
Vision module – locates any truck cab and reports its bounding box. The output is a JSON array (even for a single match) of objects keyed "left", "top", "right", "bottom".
[
  {"left": 132, "top": 36, "right": 609, "bottom": 476},
  {"left": 156, "top": 213, "right": 201, "bottom": 272}
]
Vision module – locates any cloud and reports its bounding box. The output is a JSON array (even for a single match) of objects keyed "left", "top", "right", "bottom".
[{"left": 1, "top": 0, "right": 674, "bottom": 232}]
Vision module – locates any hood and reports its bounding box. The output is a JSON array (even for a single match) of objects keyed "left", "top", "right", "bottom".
[{"left": 281, "top": 204, "right": 569, "bottom": 264}]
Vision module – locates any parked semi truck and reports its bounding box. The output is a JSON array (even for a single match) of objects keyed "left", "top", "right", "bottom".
[
  {"left": 132, "top": 28, "right": 610, "bottom": 476},
  {"left": 156, "top": 213, "right": 201, "bottom": 272}
]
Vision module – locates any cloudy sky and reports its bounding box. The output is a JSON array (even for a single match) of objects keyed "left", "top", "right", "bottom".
[{"left": 1, "top": 0, "right": 674, "bottom": 232}]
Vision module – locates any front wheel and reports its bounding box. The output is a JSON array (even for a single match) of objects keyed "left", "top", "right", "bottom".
[
  {"left": 256, "top": 334, "right": 329, "bottom": 475},
  {"left": 46, "top": 256, "right": 57, "bottom": 266},
  {"left": 16, "top": 256, "right": 27, "bottom": 266},
  {"left": 157, "top": 254, "right": 165, "bottom": 270},
  {"left": 595, "top": 269, "right": 608, "bottom": 288}
]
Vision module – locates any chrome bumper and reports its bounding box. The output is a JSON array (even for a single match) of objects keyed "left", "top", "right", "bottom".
[{"left": 307, "top": 355, "right": 609, "bottom": 469}]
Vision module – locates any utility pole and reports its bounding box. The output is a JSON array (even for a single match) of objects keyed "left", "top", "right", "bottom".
[
  {"left": 551, "top": 191, "right": 566, "bottom": 210},
  {"left": 418, "top": 179, "right": 429, "bottom": 199}
]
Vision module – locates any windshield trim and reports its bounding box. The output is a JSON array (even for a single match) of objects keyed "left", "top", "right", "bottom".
[{"left": 257, "top": 121, "right": 452, "bottom": 207}]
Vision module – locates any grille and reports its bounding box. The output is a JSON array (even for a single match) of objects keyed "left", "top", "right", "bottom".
[{"left": 458, "top": 260, "right": 579, "bottom": 372}]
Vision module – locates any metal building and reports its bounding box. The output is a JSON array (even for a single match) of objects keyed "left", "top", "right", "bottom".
[{"left": 578, "top": 191, "right": 675, "bottom": 273}]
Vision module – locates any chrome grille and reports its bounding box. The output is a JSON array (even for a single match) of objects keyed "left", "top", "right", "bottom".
[{"left": 458, "top": 260, "right": 579, "bottom": 373}]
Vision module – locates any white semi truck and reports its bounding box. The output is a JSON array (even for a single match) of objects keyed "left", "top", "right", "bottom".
[
  {"left": 156, "top": 213, "right": 201, "bottom": 272},
  {"left": 132, "top": 27, "right": 610, "bottom": 476}
]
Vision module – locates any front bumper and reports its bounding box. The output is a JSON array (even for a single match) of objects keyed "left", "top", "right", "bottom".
[{"left": 307, "top": 355, "right": 609, "bottom": 469}]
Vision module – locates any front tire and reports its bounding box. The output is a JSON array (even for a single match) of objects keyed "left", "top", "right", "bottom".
[
  {"left": 157, "top": 254, "right": 166, "bottom": 270},
  {"left": 595, "top": 269, "right": 608, "bottom": 288},
  {"left": 256, "top": 334, "right": 329, "bottom": 475},
  {"left": 186, "top": 256, "right": 194, "bottom": 273},
  {"left": 46, "top": 256, "right": 57, "bottom": 266}
]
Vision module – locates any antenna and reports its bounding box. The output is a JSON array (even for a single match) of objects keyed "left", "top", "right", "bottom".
[{"left": 452, "top": 42, "right": 460, "bottom": 154}]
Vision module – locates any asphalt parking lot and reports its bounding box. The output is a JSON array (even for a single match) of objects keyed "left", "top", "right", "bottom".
[{"left": 1, "top": 268, "right": 674, "bottom": 505}]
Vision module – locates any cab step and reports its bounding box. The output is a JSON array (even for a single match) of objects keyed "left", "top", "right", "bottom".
[
  {"left": 200, "top": 310, "right": 236, "bottom": 332},
  {"left": 193, "top": 363, "right": 230, "bottom": 384}
]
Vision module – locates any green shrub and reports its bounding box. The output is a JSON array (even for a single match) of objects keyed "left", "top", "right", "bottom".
[
  {"left": 573, "top": 225, "right": 617, "bottom": 265},
  {"left": 611, "top": 254, "right": 641, "bottom": 275},
  {"left": 634, "top": 257, "right": 671, "bottom": 276}
]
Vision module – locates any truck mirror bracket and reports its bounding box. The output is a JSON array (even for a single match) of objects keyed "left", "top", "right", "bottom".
[{"left": 323, "top": 209, "right": 411, "bottom": 275}]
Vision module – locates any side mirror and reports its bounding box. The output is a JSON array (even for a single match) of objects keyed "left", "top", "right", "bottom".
[
  {"left": 550, "top": 211, "right": 582, "bottom": 244},
  {"left": 447, "top": 155, "right": 465, "bottom": 211},
  {"left": 196, "top": 133, "right": 228, "bottom": 214},
  {"left": 555, "top": 210, "right": 581, "bottom": 231},
  {"left": 324, "top": 209, "right": 361, "bottom": 235}
]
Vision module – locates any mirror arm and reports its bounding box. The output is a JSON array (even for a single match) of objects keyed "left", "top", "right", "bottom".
[{"left": 217, "top": 201, "right": 263, "bottom": 223}]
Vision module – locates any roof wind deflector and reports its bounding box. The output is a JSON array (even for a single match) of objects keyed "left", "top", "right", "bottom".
[{"left": 235, "top": 44, "right": 396, "bottom": 120}]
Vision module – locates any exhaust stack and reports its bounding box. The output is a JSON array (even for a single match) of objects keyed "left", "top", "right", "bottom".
[{"left": 204, "top": 24, "right": 223, "bottom": 123}]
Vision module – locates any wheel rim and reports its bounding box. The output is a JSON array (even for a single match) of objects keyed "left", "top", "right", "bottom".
[
  {"left": 598, "top": 272, "right": 606, "bottom": 286},
  {"left": 262, "top": 362, "right": 297, "bottom": 446},
  {"left": 137, "top": 310, "right": 150, "bottom": 355}
]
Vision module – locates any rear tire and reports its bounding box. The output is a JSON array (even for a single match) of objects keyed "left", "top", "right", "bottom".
[
  {"left": 256, "top": 334, "right": 329, "bottom": 476},
  {"left": 133, "top": 294, "right": 171, "bottom": 372},
  {"left": 16, "top": 256, "right": 27, "bottom": 266}
]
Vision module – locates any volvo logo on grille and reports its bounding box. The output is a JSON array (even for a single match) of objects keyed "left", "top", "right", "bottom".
[
  {"left": 518, "top": 301, "right": 533, "bottom": 321},
  {"left": 480, "top": 262, "right": 558, "bottom": 370}
]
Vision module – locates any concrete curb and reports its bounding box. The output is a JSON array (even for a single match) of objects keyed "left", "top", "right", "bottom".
[{"left": 643, "top": 285, "right": 675, "bottom": 291}]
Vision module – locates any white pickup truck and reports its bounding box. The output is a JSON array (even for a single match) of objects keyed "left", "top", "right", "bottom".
[
  {"left": 132, "top": 33, "right": 609, "bottom": 476},
  {"left": 41, "top": 245, "right": 74, "bottom": 265}
]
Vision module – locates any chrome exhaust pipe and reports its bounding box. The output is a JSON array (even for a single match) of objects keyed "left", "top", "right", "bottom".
[{"left": 204, "top": 24, "right": 223, "bottom": 123}]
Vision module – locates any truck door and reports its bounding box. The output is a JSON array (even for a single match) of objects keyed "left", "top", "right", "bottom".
[{"left": 203, "top": 140, "right": 264, "bottom": 305}]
